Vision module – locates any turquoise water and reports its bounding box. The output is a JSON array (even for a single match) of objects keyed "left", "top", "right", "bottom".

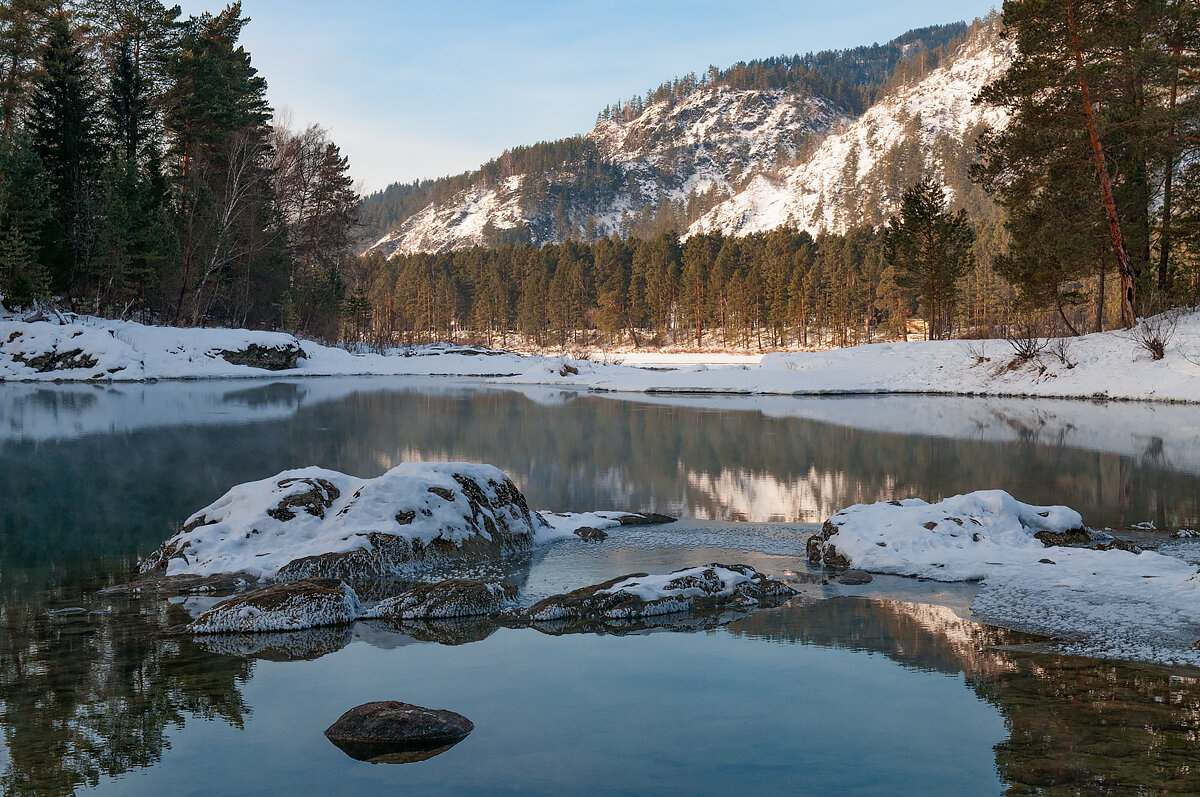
[{"left": 3, "top": 379, "right": 1199, "bottom": 795}]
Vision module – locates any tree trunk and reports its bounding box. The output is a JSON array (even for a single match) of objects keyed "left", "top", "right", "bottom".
[{"left": 1067, "top": 0, "right": 1136, "bottom": 327}]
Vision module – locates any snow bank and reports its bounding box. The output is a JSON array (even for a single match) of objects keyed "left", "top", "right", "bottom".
[
  {"left": 187, "top": 579, "right": 361, "bottom": 634},
  {"left": 140, "top": 463, "right": 542, "bottom": 581},
  {"left": 500, "top": 310, "right": 1200, "bottom": 404},
  {"left": 0, "top": 316, "right": 536, "bottom": 381},
  {"left": 524, "top": 563, "right": 795, "bottom": 622},
  {"left": 7, "top": 309, "right": 1200, "bottom": 404},
  {"left": 809, "top": 491, "right": 1200, "bottom": 665}
]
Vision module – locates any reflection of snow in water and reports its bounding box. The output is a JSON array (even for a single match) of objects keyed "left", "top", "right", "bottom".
[{"left": 686, "top": 466, "right": 897, "bottom": 523}]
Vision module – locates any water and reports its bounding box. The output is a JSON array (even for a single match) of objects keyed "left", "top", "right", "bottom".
[{"left": 3, "top": 378, "right": 1200, "bottom": 794}]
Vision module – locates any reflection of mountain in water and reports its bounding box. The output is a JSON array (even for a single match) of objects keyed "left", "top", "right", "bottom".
[
  {"left": 731, "top": 598, "right": 1200, "bottom": 794},
  {"left": 3, "top": 383, "right": 1199, "bottom": 589}
]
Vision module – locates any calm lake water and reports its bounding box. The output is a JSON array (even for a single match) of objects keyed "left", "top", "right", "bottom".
[{"left": 2, "top": 378, "right": 1200, "bottom": 794}]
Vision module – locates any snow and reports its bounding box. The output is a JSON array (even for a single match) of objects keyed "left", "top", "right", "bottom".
[
  {"left": 498, "top": 309, "right": 1200, "bottom": 405},
  {"left": 534, "top": 511, "right": 630, "bottom": 542},
  {"left": 815, "top": 491, "right": 1200, "bottom": 666},
  {"left": 816, "top": 491, "right": 1087, "bottom": 581},
  {"left": 600, "top": 565, "right": 756, "bottom": 604},
  {"left": 140, "top": 462, "right": 541, "bottom": 580},
  {"left": 0, "top": 315, "right": 538, "bottom": 381}
]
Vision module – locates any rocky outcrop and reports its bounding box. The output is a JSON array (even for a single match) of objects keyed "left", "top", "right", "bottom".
[
  {"left": 138, "top": 463, "right": 543, "bottom": 583},
  {"left": 217, "top": 343, "right": 305, "bottom": 370},
  {"left": 10, "top": 346, "right": 98, "bottom": 372},
  {"left": 187, "top": 579, "right": 361, "bottom": 634},
  {"left": 324, "top": 701, "right": 474, "bottom": 764},
  {"left": 363, "top": 579, "right": 517, "bottom": 620},
  {"left": 522, "top": 564, "right": 795, "bottom": 623},
  {"left": 806, "top": 520, "right": 853, "bottom": 569}
]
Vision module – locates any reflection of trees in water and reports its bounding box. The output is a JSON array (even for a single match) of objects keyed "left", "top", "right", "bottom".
[
  {"left": 4, "top": 387, "right": 1199, "bottom": 589},
  {"left": 730, "top": 598, "right": 1200, "bottom": 794},
  {"left": 0, "top": 580, "right": 251, "bottom": 797}
]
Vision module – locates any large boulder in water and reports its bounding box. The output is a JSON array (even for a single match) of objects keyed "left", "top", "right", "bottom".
[
  {"left": 187, "top": 579, "right": 361, "bottom": 634},
  {"left": 363, "top": 579, "right": 517, "bottom": 621},
  {"left": 324, "top": 701, "right": 474, "bottom": 764},
  {"left": 139, "top": 463, "right": 543, "bottom": 583},
  {"left": 806, "top": 490, "right": 1091, "bottom": 580},
  {"left": 523, "top": 564, "right": 795, "bottom": 622}
]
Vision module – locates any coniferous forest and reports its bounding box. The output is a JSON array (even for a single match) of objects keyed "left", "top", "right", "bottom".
[
  {"left": 0, "top": 1, "right": 359, "bottom": 338},
  {"left": 3, "top": 1, "right": 1200, "bottom": 349}
]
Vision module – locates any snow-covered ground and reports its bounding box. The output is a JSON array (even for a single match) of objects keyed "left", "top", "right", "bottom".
[
  {"left": 813, "top": 491, "right": 1200, "bottom": 666},
  {"left": 4, "top": 312, "right": 1200, "bottom": 404},
  {"left": 501, "top": 311, "right": 1200, "bottom": 404}
]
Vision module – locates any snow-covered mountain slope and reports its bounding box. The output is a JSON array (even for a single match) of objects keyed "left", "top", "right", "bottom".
[
  {"left": 366, "top": 19, "right": 1007, "bottom": 255},
  {"left": 369, "top": 88, "right": 845, "bottom": 257},
  {"left": 690, "top": 26, "right": 1012, "bottom": 237}
]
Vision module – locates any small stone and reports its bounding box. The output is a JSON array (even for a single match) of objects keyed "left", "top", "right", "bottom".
[
  {"left": 573, "top": 526, "right": 607, "bottom": 542},
  {"left": 836, "top": 570, "right": 873, "bottom": 585}
]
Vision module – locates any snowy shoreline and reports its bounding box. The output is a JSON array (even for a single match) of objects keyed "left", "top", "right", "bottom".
[{"left": 4, "top": 312, "right": 1200, "bottom": 404}]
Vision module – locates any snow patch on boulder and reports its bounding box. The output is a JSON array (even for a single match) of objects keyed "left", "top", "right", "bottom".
[
  {"left": 524, "top": 564, "right": 795, "bottom": 622},
  {"left": 140, "top": 463, "right": 542, "bottom": 581}
]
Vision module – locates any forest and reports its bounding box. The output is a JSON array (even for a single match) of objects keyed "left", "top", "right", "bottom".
[
  {"left": 354, "top": 0, "right": 1200, "bottom": 351},
  {"left": 0, "top": 0, "right": 360, "bottom": 338},
  {"left": 4, "top": 1, "right": 1200, "bottom": 351}
]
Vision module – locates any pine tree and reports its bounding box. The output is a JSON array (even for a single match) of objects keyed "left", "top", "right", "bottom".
[{"left": 884, "top": 179, "right": 975, "bottom": 340}]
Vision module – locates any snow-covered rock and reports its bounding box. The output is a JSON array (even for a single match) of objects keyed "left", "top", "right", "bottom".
[
  {"left": 808, "top": 491, "right": 1200, "bottom": 666},
  {"left": 140, "top": 463, "right": 543, "bottom": 582},
  {"left": 363, "top": 579, "right": 518, "bottom": 620},
  {"left": 806, "top": 490, "right": 1089, "bottom": 580},
  {"left": 523, "top": 564, "right": 795, "bottom": 622},
  {"left": 187, "top": 579, "right": 361, "bottom": 634}
]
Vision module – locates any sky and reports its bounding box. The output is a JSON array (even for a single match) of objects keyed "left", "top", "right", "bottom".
[{"left": 178, "top": 1, "right": 998, "bottom": 194}]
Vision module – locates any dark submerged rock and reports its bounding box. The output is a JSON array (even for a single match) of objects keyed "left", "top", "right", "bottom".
[
  {"left": 573, "top": 526, "right": 608, "bottom": 542},
  {"left": 324, "top": 701, "right": 473, "bottom": 764},
  {"left": 616, "top": 512, "right": 676, "bottom": 526},
  {"left": 836, "top": 570, "right": 873, "bottom": 585}
]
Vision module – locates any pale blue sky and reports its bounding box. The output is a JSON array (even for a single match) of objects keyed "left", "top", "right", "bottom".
[{"left": 179, "top": 1, "right": 997, "bottom": 193}]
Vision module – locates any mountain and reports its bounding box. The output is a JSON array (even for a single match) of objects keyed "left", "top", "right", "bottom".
[
  {"left": 361, "top": 17, "right": 1005, "bottom": 256},
  {"left": 689, "top": 21, "right": 1011, "bottom": 237}
]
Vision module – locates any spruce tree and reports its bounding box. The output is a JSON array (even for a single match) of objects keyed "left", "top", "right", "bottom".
[
  {"left": 27, "top": 9, "right": 100, "bottom": 292},
  {"left": 883, "top": 179, "right": 975, "bottom": 340}
]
